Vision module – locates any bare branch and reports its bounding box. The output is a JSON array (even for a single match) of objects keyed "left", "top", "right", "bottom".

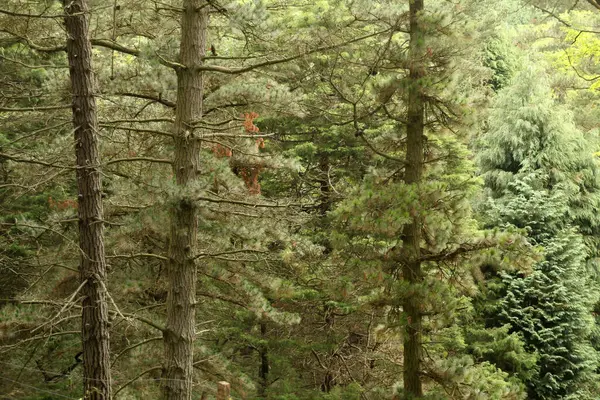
[
  {"left": 107, "top": 253, "right": 168, "bottom": 261},
  {"left": 0, "top": 54, "right": 66, "bottom": 69},
  {"left": 111, "top": 336, "right": 163, "bottom": 367},
  {"left": 196, "top": 291, "right": 248, "bottom": 309},
  {"left": 0, "top": 105, "right": 71, "bottom": 112},
  {"left": 100, "top": 123, "right": 174, "bottom": 138},
  {"left": 113, "top": 366, "right": 162, "bottom": 398},
  {"left": 196, "top": 195, "right": 308, "bottom": 208},
  {"left": 115, "top": 92, "right": 176, "bottom": 108},
  {"left": 530, "top": 3, "right": 600, "bottom": 34},
  {"left": 104, "top": 157, "right": 172, "bottom": 166},
  {"left": 31, "top": 279, "right": 87, "bottom": 334},
  {"left": 0, "top": 152, "right": 73, "bottom": 169},
  {"left": 101, "top": 118, "right": 174, "bottom": 124}
]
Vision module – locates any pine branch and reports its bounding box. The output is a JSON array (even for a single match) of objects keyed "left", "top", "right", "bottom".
[
  {"left": 101, "top": 118, "right": 174, "bottom": 124},
  {"left": 0, "top": 105, "right": 71, "bottom": 112},
  {"left": 196, "top": 195, "right": 309, "bottom": 208},
  {"left": 192, "top": 118, "right": 239, "bottom": 127},
  {"left": 204, "top": 102, "right": 249, "bottom": 115},
  {"left": 36, "top": 352, "right": 82, "bottom": 382},
  {"left": 111, "top": 337, "right": 163, "bottom": 367},
  {"left": 355, "top": 129, "right": 407, "bottom": 164},
  {"left": 104, "top": 157, "right": 172, "bottom": 166},
  {"left": 418, "top": 240, "right": 495, "bottom": 263},
  {"left": 107, "top": 253, "right": 168, "bottom": 261},
  {"left": 0, "top": 7, "right": 68, "bottom": 19},
  {"left": 115, "top": 92, "right": 176, "bottom": 108},
  {"left": 201, "top": 132, "right": 275, "bottom": 139},
  {"left": 6, "top": 299, "right": 166, "bottom": 332},
  {"left": 6, "top": 121, "right": 72, "bottom": 146},
  {"left": 99, "top": 123, "right": 174, "bottom": 138},
  {"left": 196, "top": 291, "right": 248, "bottom": 309},
  {"left": 0, "top": 5, "right": 111, "bottom": 19},
  {"left": 0, "top": 330, "right": 80, "bottom": 353},
  {"left": 113, "top": 366, "right": 162, "bottom": 398},
  {"left": 195, "top": 29, "right": 391, "bottom": 75},
  {"left": 0, "top": 29, "right": 65, "bottom": 52},
  {"left": 195, "top": 249, "right": 268, "bottom": 260},
  {"left": 30, "top": 279, "right": 88, "bottom": 334},
  {"left": 111, "top": 310, "right": 166, "bottom": 332},
  {"left": 0, "top": 54, "right": 66, "bottom": 69}
]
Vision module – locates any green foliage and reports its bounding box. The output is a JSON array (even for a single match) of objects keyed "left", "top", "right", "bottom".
[
  {"left": 483, "top": 32, "right": 521, "bottom": 92},
  {"left": 3, "top": 0, "right": 600, "bottom": 399},
  {"left": 478, "top": 65, "right": 600, "bottom": 399}
]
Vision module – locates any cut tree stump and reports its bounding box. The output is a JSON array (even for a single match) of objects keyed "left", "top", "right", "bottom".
[{"left": 217, "top": 381, "right": 230, "bottom": 400}]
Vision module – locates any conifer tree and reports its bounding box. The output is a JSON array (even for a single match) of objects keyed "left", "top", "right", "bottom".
[
  {"left": 63, "top": 0, "right": 112, "bottom": 397},
  {"left": 161, "top": 1, "right": 208, "bottom": 399},
  {"left": 0, "top": 1, "right": 113, "bottom": 398},
  {"left": 478, "top": 65, "right": 600, "bottom": 399},
  {"left": 303, "top": 0, "right": 531, "bottom": 398},
  {"left": 399, "top": 0, "right": 425, "bottom": 395}
]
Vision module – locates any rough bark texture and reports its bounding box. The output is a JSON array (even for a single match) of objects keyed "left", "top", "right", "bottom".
[
  {"left": 401, "top": 0, "right": 425, "bottom": 397},
  {"left": 161, "top": 1, "right": 208, "bottom": 399},
  {"left": 63, "top": 0, "right": 112, "bottom": 399}
]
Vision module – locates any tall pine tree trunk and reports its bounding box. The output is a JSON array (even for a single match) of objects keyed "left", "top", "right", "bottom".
[
  {"left": 401, "top": 0, "right": 425, "bottom": 397},
  {"left": 63, "top": 0, "right": 112, "bottom": 398},
  {"left": 162, "top": 1, "right": 208, "bottom": 399},
  {"left": 258, "top": 320, "right": 269, "bottom": 397}
]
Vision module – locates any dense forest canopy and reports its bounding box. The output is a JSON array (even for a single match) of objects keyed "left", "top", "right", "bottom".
[{"left": 1, "top": 0, "right": 600, "bottom": 399}]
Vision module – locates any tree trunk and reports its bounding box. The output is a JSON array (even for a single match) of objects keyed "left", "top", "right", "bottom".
[
  {"left": 161, "top": 1, "right": 208, "bottom": 399},
  {"left": 258, "top": 320, "right": 269, "bottom": 397},
  {"left": 318, "top": 155, "right": 331, "bottom": 216},
  {"left": 63, "top": 0, "right": 112, "bottom": 399},
  {"left": 401, "top": 0, "right": 425, "bottom": 397}
]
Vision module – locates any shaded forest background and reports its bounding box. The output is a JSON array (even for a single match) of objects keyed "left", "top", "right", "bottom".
[{"left": 2, "top": 0, "right": 600, "bottom": 399}]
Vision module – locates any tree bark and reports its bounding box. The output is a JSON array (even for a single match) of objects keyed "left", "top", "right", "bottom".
[
  {"left": 258, "top": 320, "right": 269, "bottom": 397},
  {"left": 161, "top": 1, "right": 208, "bottom": 399},
  {"left": 318, "top": 155, "right": 331, "bottom": 216},
  {"left": 63, "top": 0, "right": 112, "bottom": 399},
  {"left": 401, "top": 0, "right": 425, "bottom": 397}
]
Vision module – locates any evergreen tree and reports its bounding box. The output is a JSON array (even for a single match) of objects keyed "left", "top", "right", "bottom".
[
  {"left": 478, "top": 65, "right": 600, "bottom": 399},
  {"left": 63, "top": 0, "right": 112, "bottom": 397}
]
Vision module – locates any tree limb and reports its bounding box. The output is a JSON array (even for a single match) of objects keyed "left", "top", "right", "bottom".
[
  {"left": 115, "top": 92, "right": 176, "bottom": 108},
  {"left": 113, "top": 366, "right": 162, "bottom": 398},
  {"left": 0, "top": 105, "right": 71, "bottom": 112},
  {"left": 195, "top": 29, "right": 391, "bottom": 74},
  {"left": 104, "top": 157, "right": 172, "bottom": 166}
]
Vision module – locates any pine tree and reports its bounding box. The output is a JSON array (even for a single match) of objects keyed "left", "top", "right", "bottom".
[{"left": 63, "top": 0, "right": 112, "bottom": 397}]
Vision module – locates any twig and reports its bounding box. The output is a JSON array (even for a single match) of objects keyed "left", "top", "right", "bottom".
[
  {"left": 31, "top": 279, "right": 87, "bottom": 334},
  {"left": 0, "top": 105, "right": 71, "bottom": 112},
  {"left": 107, "top": 253, "right": 168, "bottom": 261},
  {"left": 113, "top": 366, "right": 162, "bottom": 398},
  {"left": 111, "top": 336, "right": 162, "bottom": 367}
]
